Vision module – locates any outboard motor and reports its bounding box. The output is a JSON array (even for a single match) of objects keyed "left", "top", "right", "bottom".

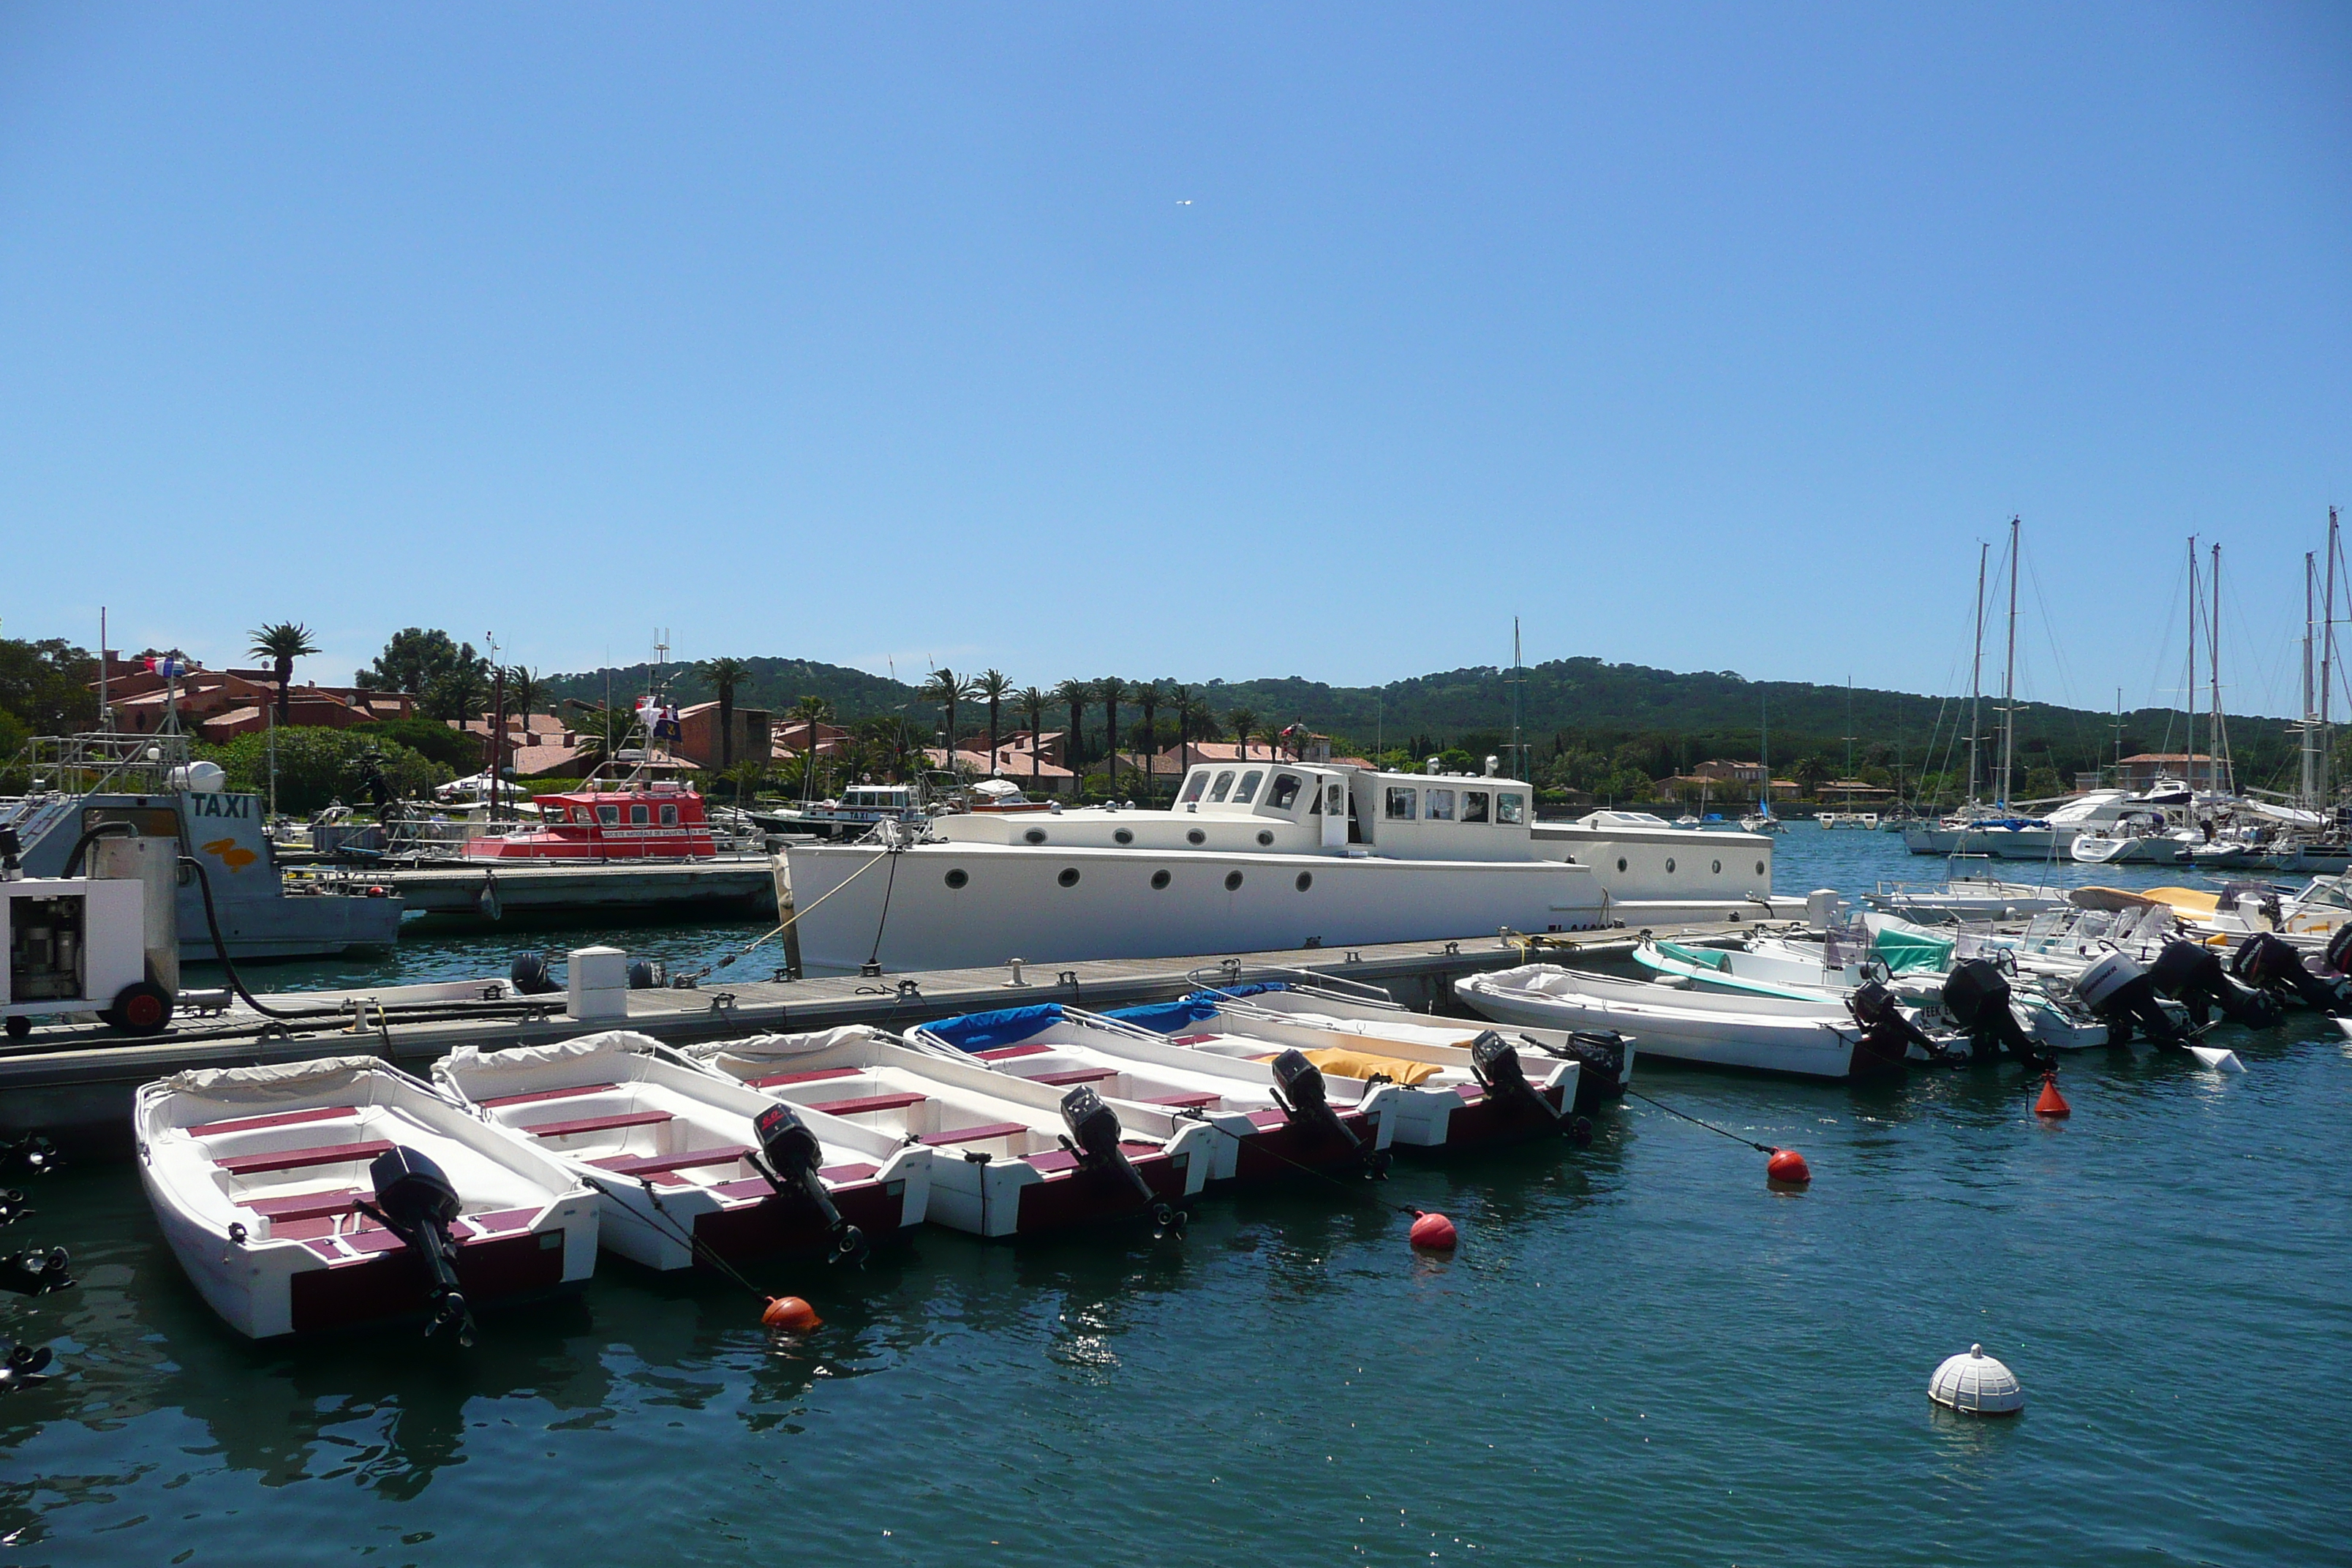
[
  {"left": 361, "top": 1146, "right": 475, "bottom": 1343},
  {"left": 1468, "top": 1032, "right": 1563, "bottom": 1128},
  {"left": 1057, "top": 1085, "right": 1160, "bottom": 1214},
  {"left": 2075, "top": 952, "right": 2185, "bottom": 1047},
  {"left": 0, "top": 1131, "right": 72, "bottom": 1302},
  {"left": 750, "top": 1102, "right": 864, "bottom": 1261},
  {"left": 0, "top": 1247, "right": 72, "bottom": 1297},
  {"left": 2231, "top": 932, "right": 2349, "bottom": 1014},
  {"left": 2323, "top": 923, "right": 2352, "bottom": 981},
  {"left": 1268, "top": 1048, "right": 1372, "bottom": 1169},
  {"left": 1942, "top": 960, "right": 2053, "bottom": 1066},
  {"left": 1845, "top": 981, "right": 1948, "bottom": 1073},
  {"left": 508, "top": 951, "right": 559, "bottom": 995},
  {"left": 0, "top": 1340, "right": 53, "bottom": 1391},
  {"left": 2146, "top": 941, "right": 2282, "bottom": 1029}
]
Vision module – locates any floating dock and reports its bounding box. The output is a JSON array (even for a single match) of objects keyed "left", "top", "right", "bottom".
[
  {"left": 0, "top": 922, "right": 1751, "bottom": 1153},
  {"left": 342, "top": 857, "right": 780, "bottom": 920}
]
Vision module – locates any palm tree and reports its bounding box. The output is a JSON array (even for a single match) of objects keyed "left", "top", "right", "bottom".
[
  {"left": 1097, "top": 676, "right": 1126, "bottom": 796},
  {"left": 1052, "top": 679, "right": 1093, "bottom": 774},
  {"left": 1016, "top": 685, "right": 1049, "bottom": 790},
  {"left": 697, "top": 656, "right": 753, "bottom": 771},
  {"left": 1228, "top": 706, "right": 1259, "bottom": 763},
  {"left": 504, "top": 666, "right": 546, "bottom": 744},
  {"left": 787, "top": 695, "right": 833, "bottom": 804},
  {"left": 919, "top": 667, "right": 978, "bottom": 763},
  {"left": 975, "top": 668, "right": 1011, "bottom": 777},
  {"left": 1168, "top": 684, "right": 1194, "bottom": 774},
  {"left": 1134, "top": 681, "right": 1164, "bottom": 801},
  {"left": 247, "top": 622, "right": 320, "bottom": 725}
]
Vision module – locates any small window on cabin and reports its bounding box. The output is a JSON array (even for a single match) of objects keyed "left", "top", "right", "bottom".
[
  {"left": 1268, "top": 773, "right": 1303, "bottom": 810},
  {"left": 597, "top": 805, "right": 619, "bottom": 826},
  {"left": 1180, "top": 772, "right": 1209, "bottom": 804},
  {"left": 660, "top": 804, "right": 679, "bottom": 826},
  {"left": 1233, "top": 770, "right": 1264, "bottom": 804},
  {"left": 1208, "top": 771, "right": 1237, "bottom": 803},
  {"left": 1498, "top": 793, "right": 1526, "bottom": 824},
  {"left": 1385, "top": 786, "right": 1417, "bottom": 821},
  {"left": 1425, "top": 788, "right": 1455, "bottom": 821},
  {"left": 1463, "top": 791, "right": 1490, "bottom": 823},
  {"left": 630, "top": 804, "right": 649, "bottom": 826}
]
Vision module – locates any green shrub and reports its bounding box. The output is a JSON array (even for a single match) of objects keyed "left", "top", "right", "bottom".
[
  {"left": 200, "top": 728, "right": 450, "bottom": 815},
  {"left": 351, "top": 717, "right": 478, "bottom": 771}
]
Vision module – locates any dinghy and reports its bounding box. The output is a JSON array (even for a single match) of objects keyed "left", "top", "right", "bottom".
[
  {"left": 680, "top": 1028, "right": 1212, "bottom": 1238},
  {"left": 906, "top": 1003, "right": 1399, "bottom": 1183},
  {"left": 1458, "top": 964, "right": 1885, "bottom": 1080},
  {"left": 434, "top": 1031, "right": 932, "bottom": 1272},
  {"left": 135, "top": 1056, "right": 597, "bottom": 1341}
]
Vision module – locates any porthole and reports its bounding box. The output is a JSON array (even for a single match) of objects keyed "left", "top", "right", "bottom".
[
  {"left": 1755, "top": 860, "right": 1766, "bottom": 875},
  {"left": 1024, "top": 828, "right": 1047, "bottom": 845},
  {"left": 1665, "top": 859, "right": 1676, "bottom": 874},
  {"left": 1058, "top": 867, "right": 1080, "bottom": 888},
  {"left": 1256, "top": 830, "right": 1274, "bottom": 846},
  {"left": 1711, "top": 859, "right": 1722, "bottom": 875},
  {"left": 1114, "top": 828, "right": 1134, "bottom": 845},
  {"left": 1186, "top": 828, "right": 1206, "bottom": 845},
  {"left": 1150, "top": 870, "right": 1171, "bottom": 890},
  {"left": 1294, "top": 872, "right": 1313, "bottom": 892},
  {"left": 944, "top": 869, "right": 968, "bottom": 889},
  {"left": 1616, "top": 857, "right": 1628, "bottom": 873},
  {"left": 1224, "top": 870, "right": 1244, "bottom": 892}
]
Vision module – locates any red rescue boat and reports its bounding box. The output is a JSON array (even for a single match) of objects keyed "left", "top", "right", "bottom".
[{"left": 464, "top": 780, "right": 717, "bottom": 861}]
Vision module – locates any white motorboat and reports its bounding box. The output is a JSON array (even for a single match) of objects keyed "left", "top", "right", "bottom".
[
  {"left": 1861, "top": 872, "right": 2068, "bottom": 923},
  {"left": 434, "top": 1031, "right": 932, "bottom": 1271},
  {"left": 2071, "top": 825, "right": 2188, "bottom": 865},
  {"left": 1457, "top": 964, "right": 1882, "bottom": 1080},
  {"left": 679, "top": 1028, "right": 1212, "bottom": 1237},
  {"left": 1817, "top": 813, "right": 1880, "bottom": 830},
  {"left": 904, "top": 1003, "right": 1399, "bottom": 1182},
  {"left": 784, "top": 760, "right": 1801, "bottom": 973},
  {"left": 135, "top": 1056, "right": 598, "bottom": 1341}
]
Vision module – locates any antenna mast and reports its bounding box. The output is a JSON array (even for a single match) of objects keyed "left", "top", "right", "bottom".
[{"left": 1999, "top": 516, "right": 2019, "bottom": 807}]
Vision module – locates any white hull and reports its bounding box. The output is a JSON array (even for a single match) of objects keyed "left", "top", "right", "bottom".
[
  {"left": 1904, "top": 827, "right": 2059, "bottom": 859},
  {"left": 1459, "top": 965, "right": 1860, "bottom": 1079},
  {"left": 2070, "top": 833, "right": 2187, "bottom": 865}
]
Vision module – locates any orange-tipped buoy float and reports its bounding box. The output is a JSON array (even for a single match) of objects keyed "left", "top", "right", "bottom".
[
  {"left": 2035, "top": 1073, "right": 2071, "bottom": 1118},
  {"left": 1765, "top": 1147, "right": 1811, "bottom": 1186},
  {"left": 1408, "top": 1211, "right": 1458, "bottom": 1251},
  {"left": 762, "top": 1295, "right": 822, "bottom": 1332}
]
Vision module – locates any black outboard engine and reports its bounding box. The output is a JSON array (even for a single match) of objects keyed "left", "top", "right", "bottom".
[
  {"left": 2231, "top": 932, "right": 2349, "bottom": 1014},
  {"left": 1942, "top": 960, "right": 2053, "bottom": 1066},
  {"left": 2075, "top": 952, "right": 2185, "bottom": 1047},
  {"left": 0, "top": 1130, "right": 72, "bottom": 1303},
  {"left": 1468, "top": 1032, "right": 1563, "bottom": 1127},
  {"left": 2147, "top": 941, "right": 2282, "bottom": 1029},
  {"left": 361, "top": 1146, "right": 475, "bottom": 1343},
  {"left": 750, "top": 1102, "right": 864, "bottom": 1261},
  {"left": 508, "top": 952, "right": 559, "bottom": 995},
  {"left": 0, "top": 1246, "right": 71, "bottom": 1297},
  {"left": 1845, "top": 981, "right": 1947, "bottom": 1073},
  {"left": 2323, "top": 923, "right": 2352, "bottom": 981},
  {"left": 1058, "top": 1085, "right": 1159, "bottom": 1213},
  {"left": 1268, "top": 1049, "right": 1373, "bottom": 1172},
  {"left": 1539, "top": 1031, "right": 1627, "bottom": 1111}
]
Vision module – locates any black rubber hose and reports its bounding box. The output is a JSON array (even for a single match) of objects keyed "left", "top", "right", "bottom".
[
  {"left": 180, "top": 855, "right": 305, "bottom": 1019},
  {"left": 60, "top": 822, "right": 137, "bottom": 879}
]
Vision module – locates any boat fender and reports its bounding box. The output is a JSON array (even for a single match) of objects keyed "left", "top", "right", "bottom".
[
  {"left": 357, "top": 1147, "right": 475, "bottom": 1345},
  {"left": 2146, "top": 941, "right": 2280, "bottom": 1030},
  {"left": 2072, "top": 952, "right": 2182, "bottom": 1049},
  {"left": 748, "top": 1103, "right": 865, "bottom": 1262},
  {"left": 1467, "top": 1033, "right": 1561, "bottom": 1126},
  {"left": 1267, "top": 1049, "right": 1365, "bottom": 1158},
  {"left": 1056, "top": 1085, "right": 1155, "bottom": 1205},
  {"left": 475, "top": 874, "right": 500, "bottom": 921},
  {"left": 2230, "top": 933, "right": 2348, "bottom": 1014}
]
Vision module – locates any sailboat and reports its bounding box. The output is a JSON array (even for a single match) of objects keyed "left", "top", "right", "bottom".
[{"left": 1738, "top": 690, "right": 1785, "bottom": 834}]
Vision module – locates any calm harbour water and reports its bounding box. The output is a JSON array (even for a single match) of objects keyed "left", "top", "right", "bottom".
[{"left": 7, "top": 832, "right": 2348, "bottom": 1566}]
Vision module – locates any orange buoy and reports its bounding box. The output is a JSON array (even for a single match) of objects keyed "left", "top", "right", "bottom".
[
  {"left": 2035, "top": 1073, "right": 2070, "bottom": 1118},
  {"left": 1765, "top": 1147, "right": 1811, "bottom": 1186},
  {"left": 1408, "top": 1211, "right": 1458, "bottom": 1251},
  {"left": 762, "top": 1295, "right": 821, "bottom": 1332}
]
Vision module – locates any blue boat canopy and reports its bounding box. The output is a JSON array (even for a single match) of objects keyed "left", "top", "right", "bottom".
[{"left": 921, "top": 1003, "right": 1066, "bottom": 1052}]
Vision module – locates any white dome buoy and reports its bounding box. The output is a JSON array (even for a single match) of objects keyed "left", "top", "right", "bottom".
[{"left": 1929, "top": 1343, "right": 2024, "bottom": 1415}]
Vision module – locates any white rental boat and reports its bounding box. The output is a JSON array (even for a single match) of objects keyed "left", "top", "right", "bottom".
[
  {"left": 1457, "top": 964, "right": 1892, "bottom": 1080},
  {"left": 434, "top": 1031, "right": 932, "bottom": 1271},
  {"left": 1861, "top": 872, "right": 2068, "bottom": 923},
  {"left": 2070, "top": 823, "right": 2188, "bottom": 865},
  {"left": 784, "top": 759, "right": 1801, "bottom": 973},
  {"left": 679, "top": 1028, "right": 1213, "bottom": 1237},
  {"left": 135, "top": 1057, "right": 598, "bottom": 1341},
  {"left": 904, "top": 1003, "right": 1400, "bottom": 1183}
]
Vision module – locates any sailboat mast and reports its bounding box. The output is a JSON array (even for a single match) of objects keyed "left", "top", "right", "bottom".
[
  {"left": 2325, "top": 507, "right": 2342, "bottom": 808},
  {"left": 2185, "top": 537, "right": 2198, "bottom": 795},
  {"left": 1967, "top": 540, "right": 1987, "bottom": 807},
  {"left": 1510, "top": 616, "right": 1523, "bottom": 780},
  {"left": 2209, "top": 542, "right": 2228, "bottom": 795},
  {"left": 1760, "top": 690, "right": 1770, "bottom": 815},
  {"left": 1999, "top": 516, "right": 2019, "bottom": 807},
  {"left": 2304, "top": 552, "right": 2319, "bottom": 808}
]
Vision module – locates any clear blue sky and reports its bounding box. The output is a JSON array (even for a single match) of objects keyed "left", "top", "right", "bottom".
[{"left": 3, "top": 5, "right": 2347, "bottom": 718}]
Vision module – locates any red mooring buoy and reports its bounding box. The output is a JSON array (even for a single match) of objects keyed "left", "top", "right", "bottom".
[
  {"left": 1409, "top": 1211, "right": 1458, "bottom": 1251},
  {"left": 2035, "top": 1073, "right": 2071, "bottom": 1118},
  {"left": 763, "top": 1296, "right": 822, "bottom": 1332},
  {"left": 1765, "top": 1147, "right": 1812, "bottom": 1186}
]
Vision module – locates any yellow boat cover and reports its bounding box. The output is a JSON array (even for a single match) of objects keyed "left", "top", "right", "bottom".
[{"left": 1257, "top": 1046, "right": 1447, "bottom": 1087}]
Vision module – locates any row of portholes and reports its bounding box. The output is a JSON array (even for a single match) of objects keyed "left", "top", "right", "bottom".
[
  {"left": 1614, "top": 856, "right": 1768, "bottom": 876},
  {"left": 946, "top": 868, "right": 1315, "bottom": 893},
  {"left": 1028, "top": 825, "right": 1276, "bottom": 849}
]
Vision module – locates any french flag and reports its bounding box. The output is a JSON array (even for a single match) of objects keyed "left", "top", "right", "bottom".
[{"left": 144, "top": 655, "right": 183, "bottom": 679}]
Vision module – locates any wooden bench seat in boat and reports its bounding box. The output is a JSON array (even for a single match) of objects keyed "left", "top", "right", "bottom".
[
  {"left": 1135, "top": 1090, "right": 1223, "bottom": 1109},
  {"left": 919, "top": 1120, "right": 1028, "bottom": 1146},
  {"left": 806, "top": 1092, "right": 926, "bottom": 1117},
  {"left": 480, "top": 1081, "right": 621, "bottom": 1109},
  {"left": 1029, "top": 1068, "right": 1118, "bottom": 1086},
  {"left": 241, "top": 1187, "right": 368, "bottom": 1221},
  {"left": 188, "top": 1105, "right": 359, "bottom": 1139},
  {"left": 526, "top": 1110, "right": 673, "bottom": 1139},
  {"left": 746, "top": 1067, "right": 864, "bottom": 1089},
  {"left": 973, "top": 1044, "right": 1054, "bottom": 1060},
  {"left": 216, "top": 1139, "right": 395, "bottom": 1176},
  {"left": 707, "top": 1162, "right": 880, "bottom": 1202},
  {"left": 589, "top": 1145, "right": 753, "bottom": 1179}
]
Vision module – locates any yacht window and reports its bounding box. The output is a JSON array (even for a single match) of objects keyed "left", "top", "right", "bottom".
[
  {"left": 1425, "top": 788, "right": 1455, "bottom": 821},
  {"left": 1233, "top": 770, "right": 1264, "bottom": 804},
  {"left": 1497, "top": 793, "right": 1526, "bottom": 824},
  {"left": 1463, "top": 791, "right": 1490, "bottom": 823},
  {"left": 1385, "top": 787, "right": 1417, "bottom": 821},
  {"left": 597, "top": 805, "right": 620, "bottom": 826},
  {"left": 1268, "top": 773, "right": 1303, "bottom": 810},
  {"left": 660, "top": 804, "right": 679, "bottom": 826},
  {"left": 1208, "top": 771, "right": 1237, "bottom": 803},
  {"left": 1179, "top": 772, "right": 1209, "bottom": 804},
  {"left": 630, "top": 804, "right": 649, "bottom": 826}
]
